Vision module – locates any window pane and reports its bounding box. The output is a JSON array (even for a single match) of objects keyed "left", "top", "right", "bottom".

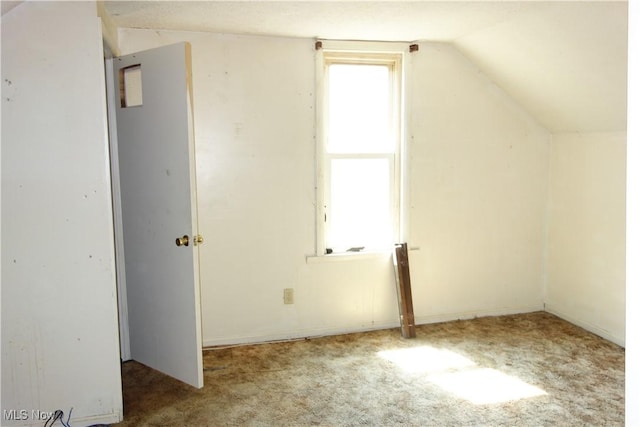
[
  {"left": 119, "top": 64, "right": 143, "bottom": 108},
  {"left": 327, "top": 158, "right": 393, "bottom": 251},
  {"left": 327, "top": 64, "right": 392, "bottom": 153}
]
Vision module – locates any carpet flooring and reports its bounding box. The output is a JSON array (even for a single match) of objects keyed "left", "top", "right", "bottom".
[{"left": 115, "top": 312, "right": 624, "bottom": 426}]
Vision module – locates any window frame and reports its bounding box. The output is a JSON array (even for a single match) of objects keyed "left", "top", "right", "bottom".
[{"left": 315, "top": 41, "right": 409, "bottom": 257}]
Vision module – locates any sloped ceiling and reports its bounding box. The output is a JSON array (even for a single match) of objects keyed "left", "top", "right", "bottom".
[{"left": 102, "top": 0, "right": 628, "bottom": 133}]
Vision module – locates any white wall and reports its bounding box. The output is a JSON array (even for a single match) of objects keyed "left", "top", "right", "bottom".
[
  {"left": 1, "top": 2, "right": 123, "bottom": 426},
  {"left": 545, "top": 132, "right": 626, "bottom": 346},
  {"left": 409, "top": 43, "right": 550, "bottom": 322},
  {"left": 118, "top": 29, "right": 550, "bottom": 346},
  {"left": 626, "top": 0, "right": 639, "bottom": 421}
]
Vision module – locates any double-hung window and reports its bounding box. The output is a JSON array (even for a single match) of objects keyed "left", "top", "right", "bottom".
[{"left": 317, "top": 43, "right": 405, "bottom": 255}]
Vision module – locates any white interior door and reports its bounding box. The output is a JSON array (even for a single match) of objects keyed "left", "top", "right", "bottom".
[{"left": 112, "top": 42, "right": 203, "bottom": 388}]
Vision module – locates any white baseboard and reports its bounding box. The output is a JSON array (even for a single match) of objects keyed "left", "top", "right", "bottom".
[
  {"left": 203, "top": 305, "right": 545, "bottom": 348},
  {"left": 544, "top": 304, "right": 625, "bottom": 348},
  {"left": 203, "top": 321, "right": 401, "bottom": 348},
  {"left": 74, "top": 412, "right": 122, "bottom": 427},
  {"left": 414, "top": 305, "right": 544, "bottom": 326}
]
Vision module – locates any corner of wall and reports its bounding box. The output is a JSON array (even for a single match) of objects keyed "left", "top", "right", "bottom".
[
  {"left": 97, "top": 0, "right": 120, "bottom": 57},
  {"left": 544, "top": 131, "right": 627, "bottom": 345},
  {"left": 541, "top": 132, "right": 554, "bottom": 309}
]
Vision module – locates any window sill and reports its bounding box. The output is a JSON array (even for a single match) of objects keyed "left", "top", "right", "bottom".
[{"left": 305, "top": 250, "right": 393, "bottom": 264}]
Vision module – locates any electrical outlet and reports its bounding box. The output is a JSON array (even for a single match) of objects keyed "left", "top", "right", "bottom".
[{"left": 283, "top": 288, "right": 294, "bottom": 304}]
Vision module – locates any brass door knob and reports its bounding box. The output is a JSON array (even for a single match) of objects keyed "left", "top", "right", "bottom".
[
  {"left": 194, "top": 235, "right": 204, "bottom": 246},
  {"left": 176, "top": 235, "right": 190, "bottom": 247}
]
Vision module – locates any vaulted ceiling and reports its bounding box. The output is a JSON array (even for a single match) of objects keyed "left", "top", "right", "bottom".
[{"left": 34, "top": 1, "right": 636, "bottom": 133}]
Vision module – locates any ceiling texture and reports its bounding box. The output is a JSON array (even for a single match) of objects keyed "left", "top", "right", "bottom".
[{"left": 14, "top": 1, "right": 630, "bottom": 133}]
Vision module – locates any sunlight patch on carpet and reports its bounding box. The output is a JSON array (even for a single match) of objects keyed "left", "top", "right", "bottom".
[
  {"left": 378, "top": 346, "right": 547, "bottom": 404},
  {"left": 377, "top": 346, "right": 475, "bottom": 374},
  {"left": 428, "top": 368, "right": 547, "bottom": 404}
]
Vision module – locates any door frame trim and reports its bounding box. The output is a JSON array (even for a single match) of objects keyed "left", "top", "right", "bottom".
[{"left": 105, "top": 56, "right": 131, "bottom": 361}]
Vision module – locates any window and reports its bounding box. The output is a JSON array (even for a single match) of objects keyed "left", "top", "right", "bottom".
[
  {"left": 119, "top": 64, "right": 143, "bottom": 108},
  {"left": 317, "top": 43, "right": 405, "bottom": 255}
]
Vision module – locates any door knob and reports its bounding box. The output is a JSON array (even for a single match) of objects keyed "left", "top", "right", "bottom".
[
  {"left": 175, "top": 235, "right": 190, "bottom": 247},
  {"left": 193, "top": 235, "right": 204, "bottom": 246}
]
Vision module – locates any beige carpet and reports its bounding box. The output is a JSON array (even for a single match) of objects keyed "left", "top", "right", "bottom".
[{"left": 115, "top": 312, "right": 624, "bottom": 426}]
